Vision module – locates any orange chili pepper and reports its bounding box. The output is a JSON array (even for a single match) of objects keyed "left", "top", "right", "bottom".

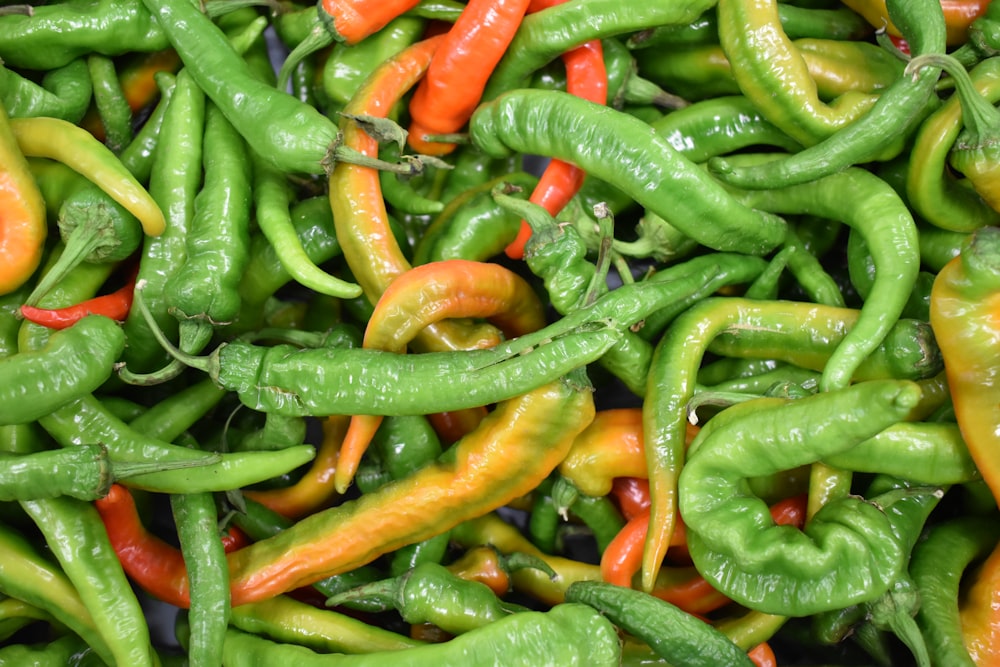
[
  {"left": 225, "top": 373, "right": 595, "bottom": 606},
  {"left": 929, "top": 226, "right": 1000, "bottom": 507},
  {"left": 0, "top": 103, "right": 47, "bottom": 296},
  {"left": 406, "top": 0, "right": 531, "bottom": 155},
  {"left": 81, "top": 49, "right": 181, "bottom": 140},
  {"left": 559, "top": 408, "right": 700, "bottom": 498},
  {"left": 320, "top": 0, "right": 422, "bottom": 45},
  {"left": 960, "top": 535, "right": 1000, "bottom": 664},
  {"left": 243, "top": 415, "right": 348, "bottom": 519},
  {"left": 328, "top": 35, "right": 502, "bottom": 354},
  {"left": 446, "top": 545, "right": 513, "bottom": 596},
  {"left": 505, "top": 0, "right": 608, "bottom": 259},
  {"left": 335, "top": 259, "right": 547, "bottom": 493},
  {"left": 748, "top": 641, "right": 778, "bottom": 667},
  {"left": 840, "top": 0, "right": 988, "bottom": 45}
]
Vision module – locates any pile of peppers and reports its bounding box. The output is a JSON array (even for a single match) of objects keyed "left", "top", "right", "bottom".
[{"left": 4, "top": 0, "right": 1000, "bottom": 664}]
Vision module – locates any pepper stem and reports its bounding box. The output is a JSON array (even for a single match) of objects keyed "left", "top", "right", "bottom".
[
  {"left": 276, "top": 23, "right": 333, "bottom": 92},
  {"left": 582, "top": 203, "right": 614, "bottom": 307},
  {"left": 119, "top": 282, "right": 212, "bottom": 376},
  {"left": 117, "top": 320, "right": 214, "bottom": 386},
  {"left": 23, "top": 214, "right": 117, "bottom": 307},
  {"left": 906, "top": 53, "right": 1000, "bottom": 151}
]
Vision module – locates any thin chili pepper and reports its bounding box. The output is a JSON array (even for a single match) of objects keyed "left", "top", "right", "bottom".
[
  {"left": 407, "top": 0, "right": 531, "bottom": 156},
  {"left": 930, "top": 225, "right": 1000, "bottom": 506},
  {"left": 841, "top": 0, "right": 987, "bottom": 45},
  {"left": 222, "top": 370, "right": 596, "bottom": 606},
  {"left": 470, "top": 89, "right": 786, "bottom": 257},
  {"left": 717, "top": 0, "right": 881, "bottom": 147},
  {"left": 328, "top": 35, "right": 504, "bottom": 353},
  {"left": 20, "top": 494, "right": 158, "bottom": 667},
  {"left": 326, "top": 560, "right": 529, "bottom": 635},
  {"left": 0, "top": 0, "right": 169, "bottom": 70},
  {"left": 335, "top": 259, "right": 547, "bottom": 492},
  {"left": 0, "top": 102, "right": 45, "bottom": 297},
  {"left": 716, "top": 157, "right": 922, "bottom": 392},
  {"left": 504, "top": 7, "right": 606, "bottom": 259},
  {"left": 482, "top": 0, "right": 719, "bottom": 101},
  {"left": 119, "top": 67, "right": 204, "bottom": 375},
  {"left": 125, "top": 377, "right": 227, "bottom": 445},
  {"left": 414, "top": 171, "right": 539, "bottom": 265},
  {"left": 0, "top": 58, "right": 93, "bottom": 124},
  {"left": 230, "top": 594, "right": 424, "bottom": 655},
  {"left": 566, "top": 580, "right": 755, "bottom": 667},
  {"left": 908, "top": 52, "right": 1000, "bottom": 215},
  {"left": 220, "top": 602, "right": 620, "bottom": 666},
  {"left": 679, "top": 381, "right": 940, "bottom": 615},
  {"left": 910, "top": 516, "right": 1000, "bottom": 667},
  {"left": 171, "top": 488, "right": 231, "bottom": 667},
  {"left": 141, "top": 0, "right": 419, "bottom": 177},
  {"left": 0, "top": 521, "right": 116, "bottom": 665},
  {"left": 0, "top": 444, "right": 223, "bottom": 502},
  {"left": 20, "top": 264, "right": 137, "bottom": 329},
  {"left": 80, "top": 48, "right": 181, "bottom": 139},
  {"left": 707, "top": 0, "right": 947, "bottom": 189},
  {"left": 319, "top": 15, "right": 426, "bottom": 112},
  {"left": 244, "top": 415, "right": 348, "bottom": 518},
  {"left": 87, "top": 53, "right": 134, "bottom": 155},
  {"left": 10, "top": 115, "right": 163, "bottom": 236}
]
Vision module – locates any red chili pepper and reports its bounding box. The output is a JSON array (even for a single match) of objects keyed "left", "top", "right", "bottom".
[
  {"left": 610, "top": 477, "right": 651, "bottom": 522},
  {"left": 407, "top": 0, "right": 532, "bottom": 156},
  {"left": 426, "top": 407, "right": 489, "bottom": 445},
  {"left": 504, "top": 0, "right": 607, "bottom": 260},
  {"left": 94, "top": 484, "right": 190, "bottom": 608},
  {"left": 20, "top": 264, "right": 138, "bottom": 329},
  {"left": 94, "top": 484, "right": 247, "bottom": 608}
]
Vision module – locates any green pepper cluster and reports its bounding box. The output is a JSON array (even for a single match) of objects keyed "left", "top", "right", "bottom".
[{"left": 1, "top": 0, "right": 1000, "bottom": 665}]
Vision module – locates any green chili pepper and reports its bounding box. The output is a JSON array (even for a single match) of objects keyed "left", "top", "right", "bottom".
[
  {"left": 483, "top": 0, "right": 719, "bottom": 100},
  {"left": 0, "top": 58, "right": 92, "bottom": 123},
  {"left": 910, "top": 515, "right": 1000, "bottom": 667},
  {"left": 0, "top": 0, "right": 169, "bottom": 70},
  {"left": 470, "top": 89, "right": 786, "bottom": 256},
  {"left": 120, "top": 67, "right": 205, "bottom": 375},
  {"left": 717, "top": 157, "right": 921, "bottom": 392},
  {"left": 0, "top": 632, "right": 101, "bottom": 666},
  {"left": 679, "top": 380, "right": 939, "bottom": 615},
  {"left": 126, "top": 377, "right": 227, "bottom": 444},
  {"left": 141, "top": 0, "right": 414, "bottom": 177},
  {"left": 552, "top": 477, "right": 626, "bottom": 554},
  {"left": 171, "top": 489, "right": 230, "bottom": 667},
  {"left": 37, "top": 393, "right": 316, "bottom": 494},
  {"left": 326, "top": 561, "right": 526, "bottom": 636},
  {"left": 650, "top": 95, "right": 802, "bottom": 163},
  {"left": 707, "top": 0, "right": 947, "bottom": 189},
  {"left": 87, "top": 53, "right": 134, "bottom": 155},
  {"left": 0, "top": 443, "right": 224, "bottom": 501},
  {"left": 230, "top": 594, "right": 423, "bottom": 655},
  {"left": 717, "top": 0, "right": 882, "bottom": 146},
  {"left": 319, "top": 14, "right": 427, "bottom": 111},
  {"left": 566, "top": 580, "right": 755, "bottom": 667},
  {"left": 220, "top": 602, "right": 621, "bottom": 666},
  {"left": 0, "top": 520, "right": 116, "bottom": 664},
  {"left": 0, "top": 315, "right": 124, "bottom": 426}
]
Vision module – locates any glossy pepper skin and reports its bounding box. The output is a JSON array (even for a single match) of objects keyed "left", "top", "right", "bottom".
[
  {"left": 219, "top": 601, "right": 621, "bottom": 666},
  {"left": 930, "top": 225, "right": 1000, "bottom": 507},
  {"left": 679, "top": 380, "right": 932, "bottom": 615},
  {"left": 470, "top": 88, "right": 787, "bottom": 257},
  {"left": 0, "top": 102, "right": 46, "bottom": 296},
  {"left": 223, "top": 370, "right": 596, "bottom": 605},
  {"left": 566, "top": 580, "right": 754, "bottom": 667},
  {"left": 0, "top": 315, "right": 125, "bottom": 426}
]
